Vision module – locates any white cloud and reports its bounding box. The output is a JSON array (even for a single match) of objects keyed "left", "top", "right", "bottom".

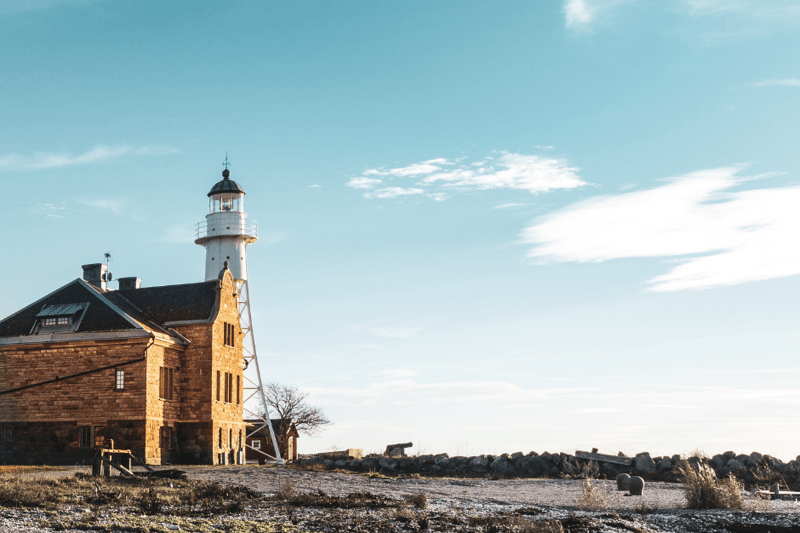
[
  {"left": 0, "top": 144, "right": 177, "bottom": 170},
  {"left": 347, "top": 177, "right": 383, "bottom": 189},
  {"left": 494, "top": 203, "right": 528, "bottom": 209},
  {"left": 364, "top": 187, "right": 426, "bottom": 199},
  {"left": 565, "top": 0, "right": 595, "bottom": 28},
  {"left": 684, "top": 0, "right": 800, "bottom": 18},
  {"left": 348, "top": 152, "right": 586, "bottom": 201},
  {"left": 523, "top": 166, "right": 800, "bottom": 291},
  {"left": 752, "top": 78, "right": 800, "bottom": 87},
  {"left": 78, "top": 198, "right": 127, "bottom": 215}
]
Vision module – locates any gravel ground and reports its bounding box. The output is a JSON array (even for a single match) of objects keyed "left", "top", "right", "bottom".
[{"left": 3, "top": 464, "right": 800, "bottom": 532}]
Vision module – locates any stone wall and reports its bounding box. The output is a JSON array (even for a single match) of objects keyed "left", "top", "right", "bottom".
[{"left": 300, "top": 449, "right": 800, "bottom": 485}]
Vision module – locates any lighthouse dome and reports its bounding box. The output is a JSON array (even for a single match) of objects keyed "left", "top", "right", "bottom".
[{"left": 207, "top": 168, "right": 246, "bottom": 197}]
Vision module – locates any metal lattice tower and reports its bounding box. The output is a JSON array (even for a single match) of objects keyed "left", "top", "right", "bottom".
[{"left": 195, "top": 163, "right": 283, "bottom": 465}]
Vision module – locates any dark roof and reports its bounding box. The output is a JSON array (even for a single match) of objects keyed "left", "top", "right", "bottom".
[
  {"left": 208, "top": 172, "right": 246, "bottom": 197},
  {"left": 105, "top": 280, "right": 218, "bottom": 324},
  {"left": 0, "top": 281, "right": 136, "bottom": 337},
  {"left": 0, "top": 278, "right": 220, "bottom": 339}
]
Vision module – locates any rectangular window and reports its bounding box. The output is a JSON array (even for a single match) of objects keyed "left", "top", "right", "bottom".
[
  {"left": 94, "top": 426, "right": 105, "bottom": 447},
  {"left": 1, "top": 427, "right": 12, "bottom": 441},
  {"left": 223, "top": 322, "right": 235, "bottom": 347},
  {"left": 44, "top": 317, "right": 57, "bottom": 326},
  {"left": 159, "top": 367, "right": 174, "bottom": 400},
  {"left": 57, "top": 316, "right": 70, "bottom": 325},
  {"left": 218, "top": 427, "right": 223, "bottom": 448},
  {"left": 79, "top": 426, "right": 92, "bottom": 447},
  {"left": 115, "top": 369, "right": 124, "bottom": 390},
  {"left": 160, "top": 426, "right": 173, "bottom": 449},
  {"left": 229, "top": 428, "right": 233, "bottom": 448},
  {"left": 252, "top": 439, "right": 261, "bottom": 450},
  {"left": 238, "top": 429, "right": 242, "bottom": 448},
  {"left": 236, "top": 375, "right": 240, "bottom": 405},
  {"left": 216, "top": 370, "right": 221, "bottom": 401}
]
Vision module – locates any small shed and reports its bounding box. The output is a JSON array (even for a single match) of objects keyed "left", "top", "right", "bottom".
[{"left": 245, "top": 419, "right": 299, "bottom": 463}]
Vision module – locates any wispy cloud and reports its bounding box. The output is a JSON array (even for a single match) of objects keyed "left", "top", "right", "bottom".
[
  {"left": 348, "top": 152, "right": 586, "bottom": 201},
  {"left": 684, "top": 0, "right": 800, "bottom": 19},
  {"left": 752, "top": 78, "right": 800, "bottom": 87},
  {"left": 565, "top": 0, "right": 595, "bottom": 28},
  {"left": 30, "top": 202, "right": 67, "bottom": 219},
  {"left": 564, "top": 0, "right": 800, "bottom": 31},
  {"left": 0, "top": 144, "right": 177, "bottom": 171},
  {"left": 78, "top": 198, "right": 127, "bottom": 215},
  {"left": 523, "top": 166, "right": 800, "bottom": 291}
]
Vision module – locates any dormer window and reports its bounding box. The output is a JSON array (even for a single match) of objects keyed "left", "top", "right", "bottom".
[{"left": 32, "top": 303, "right": 88, "bottom": 334}]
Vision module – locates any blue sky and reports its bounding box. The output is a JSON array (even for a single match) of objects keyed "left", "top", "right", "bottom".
[{"left": 1, "top": 0, "right": 800, "bottom": 459}]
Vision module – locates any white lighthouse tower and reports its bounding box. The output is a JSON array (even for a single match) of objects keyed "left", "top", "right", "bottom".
[{"left": 195, "top": 162, "right": 284, "bottom": 465}]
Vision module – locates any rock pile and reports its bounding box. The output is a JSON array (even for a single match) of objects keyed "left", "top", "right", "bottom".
[{"left": 299, "top": 450, "right": 800, "bottom": 484}]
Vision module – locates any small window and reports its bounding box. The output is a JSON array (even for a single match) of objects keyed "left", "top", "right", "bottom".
[
  {"left": 1, "top": 427, "right": 12, "bottom": 441},
  {"left": 252, "top": 439, "right": 261, "bottom": 450},
  {"left": 238, "top": 429, "right": 242, "bottom": 448},
  {"left": 79, "top": 426, "right": 92, "bottom": 447},
  {"left": 42, "top": 316, "right": 71, "bottom": 327},
  {"left": 223, "top": 322, "right": 235, "bottom": 347},
  {"left": 229, "top": 428, "right": 233, "bottom": 448},
  {"left": 159, "top": 367, "right": 174, "bottom": 400},
  {"left": 236, "top": 376, "right": 240, "bottom": 405},
  {"left": 216, "top": 370, "right": 221, "bottom": 402},
  {"left": 218, "top": 427, "right": 223, "bottom": 449},
  {"left": 115, "top": 369, "right": 125, "bottom": 390}
]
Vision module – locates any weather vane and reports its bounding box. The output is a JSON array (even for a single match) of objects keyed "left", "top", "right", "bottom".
[{"left": 222, "top": 151, "right": 231, "bottom": 170}]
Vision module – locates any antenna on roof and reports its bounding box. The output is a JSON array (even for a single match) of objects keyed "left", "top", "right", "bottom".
[{"left": 103, "top": 252, "right": 113, "bottom": 283}]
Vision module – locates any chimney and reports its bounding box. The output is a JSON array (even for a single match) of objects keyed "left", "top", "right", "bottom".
[
  {"left": 82, "top": 263, "right": 107, "bottom": 290},
  {"left": 118, "top": 277, "right": 142, "bottom": 290}
]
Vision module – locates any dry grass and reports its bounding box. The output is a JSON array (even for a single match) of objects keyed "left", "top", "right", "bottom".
[
  {"left": 679, "top": 461, "right": 743, "bottom": 510},
  {"left": 0, "top": 473, "right": 261, "bottom": 515},
  {"left": 574, "top": 479, "right": 616, "bottom": 511},
  {"left": 403, "top": 492, "right": 428, "bottom": 509}
]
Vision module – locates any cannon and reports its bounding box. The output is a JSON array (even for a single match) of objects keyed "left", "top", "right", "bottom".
[{"left": 384, "top": 442, "right": 413, "bottom": 457}]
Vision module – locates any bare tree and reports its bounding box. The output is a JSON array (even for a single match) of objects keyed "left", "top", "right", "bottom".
[{"left": 259, "top": 382, "right": 331, "bottom": 459}]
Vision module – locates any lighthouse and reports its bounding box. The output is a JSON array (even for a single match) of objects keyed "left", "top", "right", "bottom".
[
  {"left": 195, "top": 167, "right": 258, "bottom": 282},
  {"left": 195, "top": 162, "right": 284, "bottom": 465}
]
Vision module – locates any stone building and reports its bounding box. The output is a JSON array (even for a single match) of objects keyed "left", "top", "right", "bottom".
[
  {"left": 245, "top": 419, "right": 299, "bottom": 463},
  {"left": 0, "top": 169, "right": 260, "bottom": 465}
]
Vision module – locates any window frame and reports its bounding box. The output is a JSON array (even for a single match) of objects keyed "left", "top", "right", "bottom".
[
  {"left": 79, "top": 426, "right": 92, "bottom": 448},
  {"left": 159, "top": 367, "right": 174, "bottom": 400},
  {"left": 114, "top": 369, "right": 125, "bottom": 391}
]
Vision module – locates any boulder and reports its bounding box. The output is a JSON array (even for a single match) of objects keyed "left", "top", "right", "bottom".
[
  {"left": 469, "top": 455, "right": 489, "bottom": 473},
  {"left": 747, "top": 452, "right": 763, "bottom": 468},
  {"left": 633, "top": 453, "right": 656, "bottom": 475},
  {"left": 629, "top": 476, "right": 644, "bottom": 496},
  {"left": 418, "top": 454, "right": 435, "bottom": 464},
  {"left": 658, "top": 457, "right": 673, "bottom": 470},
  {"left": 398, "top": 458, "right": 414, "bottom": 470},
  {"left": 516, "top": 455, "right": 555, "bottom": 477},
  {"left": 765, "top": 455, "right": 785, "bottom": 472},
  {"left": 349, "top": 459, "right": 362, "bottom": 470},
  {"left": 361, "top": 457, "right": 379, "bottom": 470},
  {"left": 710, "top": 454, "right": 727, "bottom": 470},
  {"left": 489, "top": 456, "right": 515, "bottom": 475},
  {"left": 722, "top": 451, "right": 737, "bottom": 460},
  {"left": 378, "top": 457, "right": 397, "bottom": 471},
  {"left": 434, "top": 455, "right": 450, "bottom": 469},
  {"left": 616, "top": 473, "right": 630, "bottom": 491},
  {"left": 723, "top": 458, "right": 744, "bottom": 475},
  {"left": 511, "top": 452, "right": 524, "bottom": 460},
  {"left": 335, "top": 459, "right": 348, "bottom": 468}
]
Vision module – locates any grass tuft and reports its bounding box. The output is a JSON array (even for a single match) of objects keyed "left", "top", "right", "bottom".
[
  {"left": 574, "top": 479, "right": 614, "bottom": 511},
  {"left": 679, "top": 461, "right": 743, "bottom": 510}
]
